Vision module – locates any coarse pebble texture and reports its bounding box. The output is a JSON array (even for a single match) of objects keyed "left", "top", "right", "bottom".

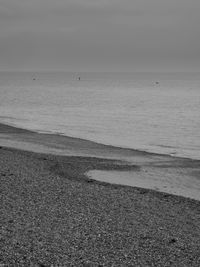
[{"left": 1, "top": 147, "right": 200, "bottom": 266}]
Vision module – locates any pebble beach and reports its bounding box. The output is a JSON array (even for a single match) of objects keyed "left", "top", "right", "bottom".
[{"left": 1, "top": 123, "right": 200, "bottom": 266}]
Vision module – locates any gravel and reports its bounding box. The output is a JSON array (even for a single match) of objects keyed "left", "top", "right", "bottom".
[{"left": 1, "top": 147, "right": 200, "bottom": 266}]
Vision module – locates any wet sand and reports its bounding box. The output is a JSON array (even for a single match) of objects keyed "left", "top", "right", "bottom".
[
  {"left": 1, "top": 123, "right": 200, "bottom": 266},
  {"left": 1, "top": 123, "right": 200, "bottom": 200},
  {"left": 88, "top": 165, "right": 200, "bottom": 201}
]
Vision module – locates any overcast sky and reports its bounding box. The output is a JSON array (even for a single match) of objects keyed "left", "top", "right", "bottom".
[{"left": 0, "top": 0, "right": 200, "bottom": 71}]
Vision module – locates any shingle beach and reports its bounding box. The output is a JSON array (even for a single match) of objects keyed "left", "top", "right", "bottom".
[{"left": 0, "top": 123, "right": 200, "bottom": 266}]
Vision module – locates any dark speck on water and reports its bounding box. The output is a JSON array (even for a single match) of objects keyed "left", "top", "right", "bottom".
[{"left": 169, "top": 238, "right": 177, "bottom": 244}]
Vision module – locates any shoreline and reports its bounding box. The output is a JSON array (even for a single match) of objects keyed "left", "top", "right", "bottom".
[
  {"left": 1, "top": 122, "right": 200, "bottom": 201},
  {"left": 1, "top": 141, "right": 200, "bottom": 265},
  {"left": 1, "top": 121, "right": 199, "bottom": 161},
  {"left": 1, "top": 122, "right": 200, "bottom": 265},
  {"left": 0, "top": 122, "right": 198, "bottom": 161}
]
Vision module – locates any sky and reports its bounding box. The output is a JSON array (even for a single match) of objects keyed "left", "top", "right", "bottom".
[{"left": 0, "top": 0, "right": 200, "bottom": 72}]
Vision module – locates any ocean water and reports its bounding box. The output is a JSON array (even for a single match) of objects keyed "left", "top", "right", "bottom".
[{"left": 0, "top": 71, "right": 200, "bottom": 159}]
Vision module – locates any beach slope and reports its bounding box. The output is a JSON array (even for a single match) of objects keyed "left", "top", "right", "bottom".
[{"left": 0, "top": 123, "right": 200, "bottom": 266}]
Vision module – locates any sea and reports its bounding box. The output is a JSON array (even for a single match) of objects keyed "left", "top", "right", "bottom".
[{"left": 0, "top": 71, "right": 200, "bottom": 160}]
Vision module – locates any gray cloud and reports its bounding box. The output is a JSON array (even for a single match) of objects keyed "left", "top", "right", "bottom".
[{"left": 0, "top": 0, "right": 200, "bottom": 71}]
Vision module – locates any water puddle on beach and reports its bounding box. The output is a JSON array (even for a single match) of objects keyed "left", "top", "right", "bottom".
[{"left": 87, "top": 168, "right": 200, "bottom": 201}]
